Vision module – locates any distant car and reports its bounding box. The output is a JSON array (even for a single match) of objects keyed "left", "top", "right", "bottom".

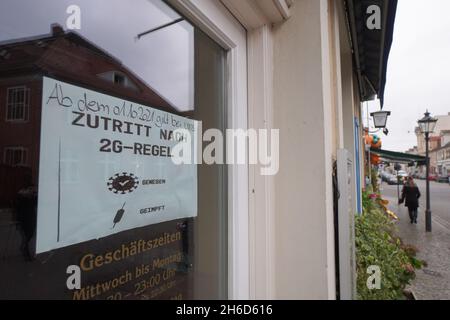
[
  {"left": 386, "top": 174, "right": 400, "bottom": 185},
  {"left": 380, "top": 171, "right": 390, "bottom": 182},
  {"left": 397, "top": 170, "right": 408, "bottom": 178},
  {"left": 380, "top": 171, "right": 395, "bottom": 184},
  {"left": 428, "top": 174, "right": 437, "bottom": 181},
  {"left": 437, "top": 175, "right": 450, "bottom": 183}
]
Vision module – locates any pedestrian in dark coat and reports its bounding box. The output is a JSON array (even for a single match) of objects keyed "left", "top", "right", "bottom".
[{"left": 399, "top": 176, "right": 421, "bottom": 224}]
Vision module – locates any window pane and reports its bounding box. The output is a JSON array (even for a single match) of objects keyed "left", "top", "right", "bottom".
[
  {"left": 16, "top": 89, "right": 24, "bottom": 103},
  {"left": 0, "top": 0, "right": 194, "bottom": 112},
  {"left": 0, "top": 0, "right": 227, "bottom": 300}
]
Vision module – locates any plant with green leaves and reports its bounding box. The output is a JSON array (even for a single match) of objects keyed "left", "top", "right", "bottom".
[{"left": 356, "top": 191, "right": 423, "bottom": 300}]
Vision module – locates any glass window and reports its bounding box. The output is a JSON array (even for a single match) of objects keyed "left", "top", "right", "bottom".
[
  {"left": 0, "top": 0, "right": 227, "bottom": 300},
  {"left": 6, "top": 86, "right": 30, "bottom": 121},
  {"left": 3, "top": 147, "right": 28, "bottom": 166}
]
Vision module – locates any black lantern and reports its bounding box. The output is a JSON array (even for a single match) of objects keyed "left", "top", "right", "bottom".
[
  {"left": 418, "top": 111, "right": 438, "bottom": 134},
  {"left": 370, "top": 110, "right": 391, "bottom": 128}
]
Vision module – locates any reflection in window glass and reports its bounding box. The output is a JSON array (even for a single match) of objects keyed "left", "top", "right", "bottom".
[
  {"left": 6, "top": 86, "right": 30, "bottom": 121},
  {"left": 0, "top": 0, "right": 227, "bottom": 300},
  {"left": 0, "top": 0, "right": 194, "bottom": 111}
]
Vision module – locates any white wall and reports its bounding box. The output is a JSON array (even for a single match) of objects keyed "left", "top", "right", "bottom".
[
  {"left": 272, "top": 0, "right": 336, "bottom": 299},
  {"left": 337, "top": 0, "right": 360, "bottom": 216},
  {"left": 221, "top": 0, "right": 365, "bottom": 299}
]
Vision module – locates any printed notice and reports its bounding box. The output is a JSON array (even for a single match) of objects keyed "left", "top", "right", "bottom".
[{"left": 36, "top": 77, "right": 198, "bottom": 253}]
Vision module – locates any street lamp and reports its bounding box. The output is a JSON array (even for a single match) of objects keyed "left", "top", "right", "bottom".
[
  {"left": 370, "top": 110, "right": 391, "bottom": 128},
  {"left": 418, "top": 110, "right": 438, "bottom": 232},
  {"left": 366, "top": 110, "right": 391, "bottom": 187}
]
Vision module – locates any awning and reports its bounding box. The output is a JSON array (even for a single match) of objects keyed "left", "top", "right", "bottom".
[
  {"left": 370, "top": 148, "right": 427, "bottom": 166},
  {"left": 346, "top": 0, "right": 398, "bottom": 107}
]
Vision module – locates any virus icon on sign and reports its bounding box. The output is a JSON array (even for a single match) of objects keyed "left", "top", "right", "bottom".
[{"left": 107, "top": 173, "right": 139, "bottom": 194}]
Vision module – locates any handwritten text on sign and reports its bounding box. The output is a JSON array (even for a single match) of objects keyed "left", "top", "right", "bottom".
[{"left": 36, "top": 77, "right": 198, "bottom": 254}]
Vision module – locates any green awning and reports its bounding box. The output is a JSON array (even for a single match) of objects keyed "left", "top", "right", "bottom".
[{"left": 370, "top": 148, "right": 427, "bottom": 166}]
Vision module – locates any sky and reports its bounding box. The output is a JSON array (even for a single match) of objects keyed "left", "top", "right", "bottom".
[
  {"left": 0, "top": 0, "right": 194, "bottom": 111},
  {"left": 2, "top": 0, "right": 449, "bottom": 142},
  {"left": 363, "top": 0, "right": 450, "bottom": 152}
]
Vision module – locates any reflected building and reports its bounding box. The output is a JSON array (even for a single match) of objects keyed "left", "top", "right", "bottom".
[
  {"left": 0, "top": 0, "right": 402, "bottom": 300},
  {"left": 0, "top": 24, "right": 173, "bottom": 211}
]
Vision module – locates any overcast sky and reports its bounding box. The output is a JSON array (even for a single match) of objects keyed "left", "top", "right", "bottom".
[
  {"left": 2, "top": 0, "right": 449, "bottom": 145},
  {"left": 364, "top": 0, "right": 450, "bottom": 152}
]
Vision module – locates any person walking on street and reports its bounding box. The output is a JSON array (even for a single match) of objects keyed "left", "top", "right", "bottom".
[{"left": 399, "top": 176, "right": 421, "bottom": 224}]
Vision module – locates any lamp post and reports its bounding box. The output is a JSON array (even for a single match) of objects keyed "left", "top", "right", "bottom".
[{"left": 418, "top": 111, "right": 438, "bottom": 232}]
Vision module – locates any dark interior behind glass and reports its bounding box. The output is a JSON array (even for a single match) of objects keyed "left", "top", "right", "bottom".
[{"left": 0, "top": 0, "right": 227, "bottom": 300}]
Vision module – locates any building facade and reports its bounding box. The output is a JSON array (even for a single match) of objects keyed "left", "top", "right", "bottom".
[
  {"left": 437, "top": 131, "right": 450, "bottom": 177},
  {"left": 0, "top": 0, "right": 397, "bottom": 300},
  {"left": 415, "top": 113, "right": 450, "bottom": 176}
]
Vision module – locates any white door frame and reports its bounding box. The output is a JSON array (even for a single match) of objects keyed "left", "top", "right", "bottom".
[{"left": 167, "top": 0, "right": 249, "bottom": 300}]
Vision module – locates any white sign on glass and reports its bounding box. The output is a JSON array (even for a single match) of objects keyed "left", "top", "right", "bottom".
[{"left": 36, "top": 77, "right": 198, "bottom": 254}]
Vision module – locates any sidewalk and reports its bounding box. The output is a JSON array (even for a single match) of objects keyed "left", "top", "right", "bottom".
[{"left": 384, "top": 194, "right": 450, "bottom": 300}]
